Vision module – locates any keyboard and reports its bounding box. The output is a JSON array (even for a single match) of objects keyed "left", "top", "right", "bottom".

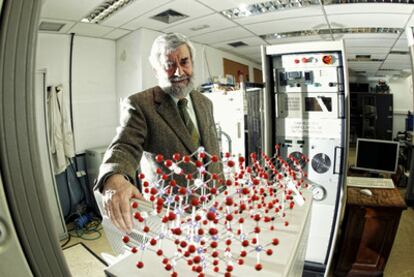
[{"left": 347, "top": 176, "right": 395, "bottom": 189}]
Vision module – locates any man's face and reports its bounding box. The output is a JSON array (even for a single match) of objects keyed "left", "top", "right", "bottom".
[{"left": 158, "top": 44, "right": 194, "bottom": 98}]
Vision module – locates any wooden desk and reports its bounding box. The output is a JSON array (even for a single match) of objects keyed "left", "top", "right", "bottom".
[{"left": 334, "top": 187, "right": 406, "bottom": 276}]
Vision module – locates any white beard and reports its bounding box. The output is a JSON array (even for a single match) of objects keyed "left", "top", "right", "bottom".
[{"left": 159, "top": 74, "right": 195, "bottom": 98}]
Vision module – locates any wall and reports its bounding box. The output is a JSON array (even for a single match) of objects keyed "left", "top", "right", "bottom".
[
  {"left": 36, "top": 33, "right": 117, "bottom": 153},
  {"left": 36, "top": 33, "right": 117, "bottom": 218},
  {"left": 389, "top": 75, "right": 413, "bottom": 136},
  {"left": 367, "top": 75, "right": 413, "bottom": 137}
]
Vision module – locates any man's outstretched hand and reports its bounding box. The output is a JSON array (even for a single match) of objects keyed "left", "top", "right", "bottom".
[{"left": 102, "top": 174, "right": 145, "bottom": 233}]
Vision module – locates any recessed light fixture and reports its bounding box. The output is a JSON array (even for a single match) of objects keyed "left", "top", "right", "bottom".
[{"left": 82, "top": 0, "right": 136, "bottom": 24}]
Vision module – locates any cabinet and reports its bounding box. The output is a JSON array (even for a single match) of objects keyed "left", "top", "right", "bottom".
[
  {"left": 334, "top": 187, "right": 406, "bottom": 276},
  {"left": 350, "top": 93, "right": 393, "bottom": 145}
]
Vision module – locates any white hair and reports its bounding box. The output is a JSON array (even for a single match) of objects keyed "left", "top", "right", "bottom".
[{"left": 149, "top": 32, "right": 196, "bottom": 71}]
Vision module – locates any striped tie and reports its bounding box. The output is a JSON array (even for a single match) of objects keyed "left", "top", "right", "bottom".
[{"left": 177, "top": 98, "right": 200, "bottom": 147}]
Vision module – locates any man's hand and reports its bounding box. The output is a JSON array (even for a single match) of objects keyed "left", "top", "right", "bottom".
[{"left": 102, "top": 174, "right": 144, "bottom": 233}]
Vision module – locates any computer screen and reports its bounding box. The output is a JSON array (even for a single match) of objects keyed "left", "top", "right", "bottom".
[{"left": 355, "top": 138, "right": 400, "bottom": 174}]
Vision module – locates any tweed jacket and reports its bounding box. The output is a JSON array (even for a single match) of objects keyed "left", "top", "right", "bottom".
[{"left": 95, "top": 86, "right": 223, "bottom": 191}]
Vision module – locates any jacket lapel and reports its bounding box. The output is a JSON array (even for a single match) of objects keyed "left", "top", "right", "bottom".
[
  {"left": 190, "top": 91, "right": 211, "bottom": 152},
  {"left": 154, "top": 87, "right": 197, "bottom": 154}
]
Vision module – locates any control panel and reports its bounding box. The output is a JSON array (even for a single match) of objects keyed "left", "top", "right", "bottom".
[{"left": 262, "top": 41, "right": 348, "bottom": 271}]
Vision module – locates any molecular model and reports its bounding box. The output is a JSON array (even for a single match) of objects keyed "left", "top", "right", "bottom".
[{"left": 121, "top": 145, "right": 309, "bottom": 276}]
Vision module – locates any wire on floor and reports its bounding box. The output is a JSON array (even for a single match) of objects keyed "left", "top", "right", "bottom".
[{"left": 68, "top": 215, "right": 103, "bottom": 241}]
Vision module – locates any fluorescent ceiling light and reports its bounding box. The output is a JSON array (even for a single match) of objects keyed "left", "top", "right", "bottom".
[
  {"left": 261, "top": 27, "right": 403, "bottom": 40},
  {"left": 222, "top": 0, "right": 414, "bottom": 19},
  {"left": 82, "top": 0, "right": 136, "bottom": 24},
  {"left": 222, "top": 0, "right": 320, "bottom": 19}
]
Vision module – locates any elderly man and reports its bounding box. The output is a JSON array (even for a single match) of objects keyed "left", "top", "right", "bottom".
[{"left": 95, "top": 33, "right": 222, "bottom": 233}]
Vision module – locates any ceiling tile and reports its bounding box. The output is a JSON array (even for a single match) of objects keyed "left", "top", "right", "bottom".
[
  {"left": 392, "top": 37, "right": 409, "bottom": 51},
  {"left": 325, "top": 3, "right": 414, "bottom": 14},
  {"left": 103, "top": 29, "right": 131, "bottom": 40},
  {"left": 102, "top": 0, "right": 170, "bottom": 28},
  {"left": 344, "top": 38, "right": 396, "bottom": 48},
  {"left": 245, "top": 16, "right": 327, "bottom": 35},
  {"left": 122, "top": 0, "right": 214, "bottom": 31},
  {"left": 348, "top": 61, "right": 382, "bottom": 69},
  {"left": 212, "top": 36, "right": 265, "bottom": 49},
  {"left": 346, "top": 47, "right": 391, "bottom": 54},
  {"left": 164, "top": 13, "right": 236, "bottom": 37},
  {"left": 386, "top": 54, "right": 411, "bottom": 61},
  {"left": 40, "top": 0, "right": 103, "bottom": 21},
  {"left": 328, "top": 13, "right": 409, "bottom": 28},
  {"left": 338, "top": 33, "right": 399, "bottom": 40},
  {"left": 235, "top": 6, "right": 324, "bottom": 25},
  {"left": 68, "top": 22, "right": 115, "bottom": 38},
  {"left": 190, "top": 27, "right": 252, "bottom": 44},
  {"left": 381, "top": 60, "right": 411, "bottom": 70}
]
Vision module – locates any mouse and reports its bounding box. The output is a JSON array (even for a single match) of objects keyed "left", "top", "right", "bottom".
[{"left": 360, "top": 188, "right": 373, "bottom": 197}]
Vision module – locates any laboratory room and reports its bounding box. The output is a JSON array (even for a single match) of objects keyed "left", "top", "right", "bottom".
[{"left": 1, "top": 0, "right": 414, "bottom": 276}]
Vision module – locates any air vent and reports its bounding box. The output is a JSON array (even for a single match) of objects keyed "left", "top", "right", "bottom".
[
  {"left": 190, "top": 24, "right": 210, "bottom": 31},
  {"left": 389, "top": 50, "right": 409, "bottom": 55},
  {"left": 355, "top": 55, "right": 371, "bottom": 60},
  {"left": 228, "top": 41, "right": 248, "bottom": 48},
  {"left": 39, "top": 21, "right": 65, "bottom": 32},
  {"left": 151, "top": 9, "right": 189, "bottom": 24}
]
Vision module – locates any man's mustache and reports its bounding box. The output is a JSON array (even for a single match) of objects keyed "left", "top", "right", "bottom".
[{"left": 169, "top": 75, "right": 190, "bottom": 82}]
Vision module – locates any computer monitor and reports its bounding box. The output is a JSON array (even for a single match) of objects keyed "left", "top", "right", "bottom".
[{"left": 355, "top": 138, "right": 400, "bottom": 174}]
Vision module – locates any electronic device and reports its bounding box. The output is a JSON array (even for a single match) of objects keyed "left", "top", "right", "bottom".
[
  {"left": 354, "top": 138, "right": 400, "bottom": 174},
  {"left": 359, "top": 188, "right": 373, "bottom": 197},
  {"left": 262, "top": 41, "right": 349, "bottom": 276}
]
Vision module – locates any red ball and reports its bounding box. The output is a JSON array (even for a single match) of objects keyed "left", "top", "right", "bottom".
[
  {"left": 136, "top": 261, "right": 144, "bottom": 268},
  {"left": 266, "top": 249, "right": 273, "bottom": 256},
  {"left": 272, "top": 238, "right": 279, "bottom": 245},
  {"left": 122, "top": 235, "right": 129, "bottom": 243},
  {"left": 131, "top": 201, "right": 138, "bottom": 209},
  {"left": 155, "top": 154, "right": 164, "bottom": 163},
  {"left": 173, "top": 153, "right": 181, "bottom": 161},
  {"left": 131, "top": 247, "right": 137, "bottom": 253},
  {"left": 157, "top": 249, "right": 163, "bottom": 256},
  {"left": 182, "top": 155, "right": 191, "bottom": 163},
  {"left": 211, "top": 155, "right": 219, "bottom": 162},
  {"left": 255, "top": 263, "right": 263, "bottom": 271}
]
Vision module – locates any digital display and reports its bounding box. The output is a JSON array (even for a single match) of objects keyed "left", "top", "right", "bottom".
[
  {"left": 305, "top": 97, "right": 332, "bottom": 112},
  {"left": 355, "top": 139, "right": 399, "bottom": 173}
]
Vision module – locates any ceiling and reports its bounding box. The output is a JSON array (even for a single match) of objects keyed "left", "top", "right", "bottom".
[{"left": 39, "top": 0, "right": 414, "bottom": 78}]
